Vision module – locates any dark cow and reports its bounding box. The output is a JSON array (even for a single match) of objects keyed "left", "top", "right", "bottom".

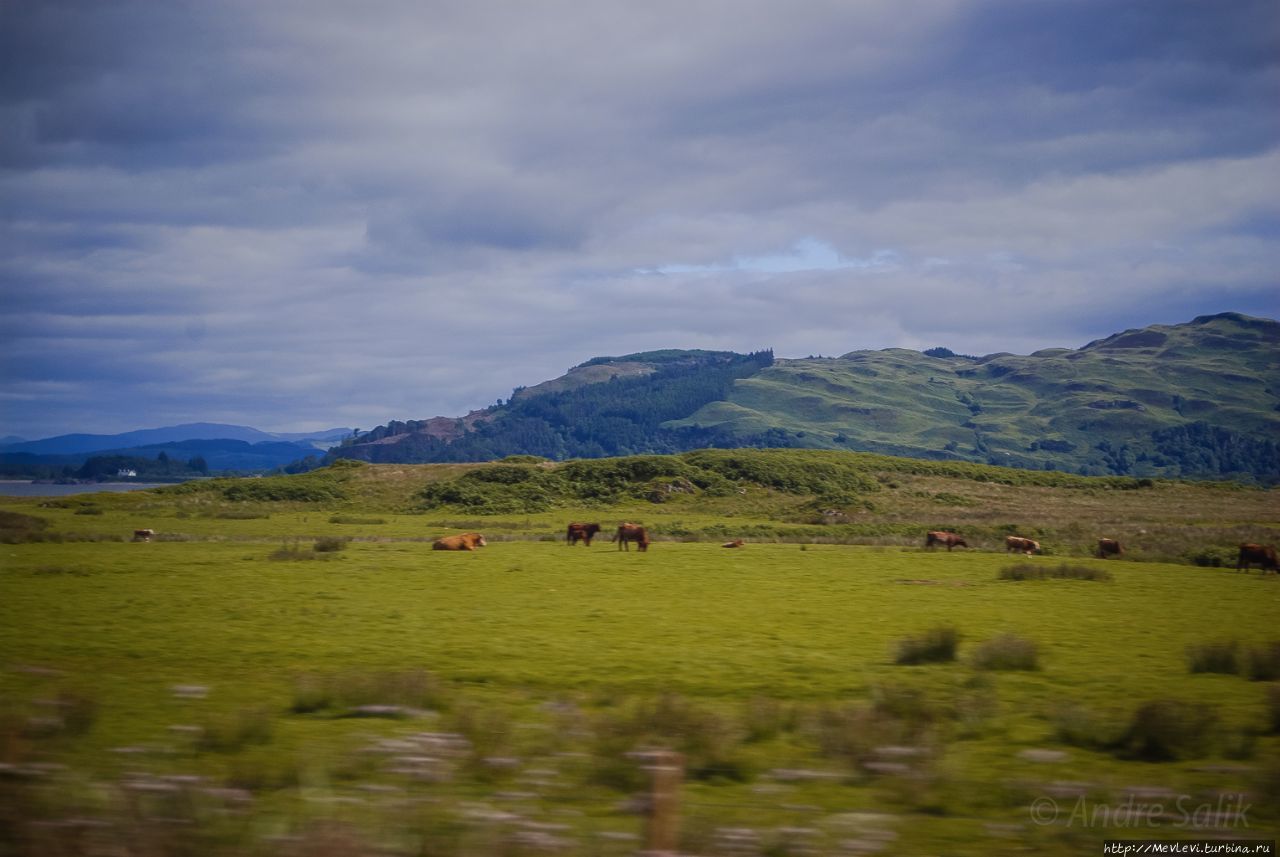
[
  {"left": 432, "top": 532, "right": 487, "bottom": 551},
  {"left": 132, "top": 528, "right": 156, "bottom": 542},
  {"left": 613, "top": 523, "right": 650, "bottom": 552},
  {"left": 566, "top": 522, "right": 602, "bottom": 546},
  {"left": 1005, "top": 535, "right": 1040, "bottom": 556},
  {"left": 721, "top": 539, "right": 745, "bottom": 548},
  {"left": 1097, "top": 538, "right": 1123, "bottom": 559},
  {"left": 925, "top": 531, "right": 967, "bottom": 551},
  {"left": 1236, "top": 543, "right": 1278, "bottom": 573}
]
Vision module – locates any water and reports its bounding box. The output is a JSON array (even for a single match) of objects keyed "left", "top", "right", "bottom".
[{"left": 0, "top": 481, "right": 174, "bottom": 497}]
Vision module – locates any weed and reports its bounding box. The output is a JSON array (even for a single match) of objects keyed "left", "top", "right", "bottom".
[
  {"left": 290, "top": 669, "right": 446, "bottom": 714},
  {"left": 1245, "top": 641, "right": 1280, "bottom": 681},
  {"left": 269, "top": 540, "right": 319, "bottom": 561},
  {"left": 313, "top": 536, "right": 349, "bottom": 553},
  {"left": 971, "top": 634, "right": 1040, "bottom": 671},
  {"left": 895, "top": 626, "right": 961, "bottom": 665},
  {"left": 328, "top": 515, "right": 386, "bottom": 525},
  {"left": 1114, "top": 699, "right": 1217, "bottom": 761},
  {"left": 1266, "top": 685, "right": 1280, "bottom": 734},
  {"left": 1051, "top": 701, "right": 1116, "bottom": 751},
  {"left": 1186, "top": 640, "right": 1240, "bottom": 675},
  {"left": 998, "top": 563, "right": 1111, "bottom": 581},
  {"left": 197, "top": 706, "right": 274, "bottom": 752}
]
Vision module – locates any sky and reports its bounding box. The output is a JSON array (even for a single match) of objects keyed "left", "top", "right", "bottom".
[{"left": 2, "top": 0, "right": 1278, "bottom": 440}]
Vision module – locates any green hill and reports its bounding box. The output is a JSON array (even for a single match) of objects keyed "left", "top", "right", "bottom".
[{"left": 333, "top": 314, "right": 1280, "bottom": 482}]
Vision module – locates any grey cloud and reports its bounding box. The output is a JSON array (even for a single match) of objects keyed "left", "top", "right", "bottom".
[{"left": 1, "top": 0, "right": 1277, "bottom": 438}]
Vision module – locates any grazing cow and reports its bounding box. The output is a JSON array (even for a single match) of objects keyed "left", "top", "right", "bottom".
[
  {"left": 613, "top": 523, "right": 650, "bottom": 552},
  {"left": 1097, "top": 538, "right": 1123, "bottom": 559},
  {"left": 566, "top": 522, "right": 602, "bottom": 546},
  {"left": 432, "top": 532, "right": 487, "bottom": 551},
  {"left": 721, "top": 539, "right": 745, "bottom": 548},
  {"left": 1236, "top": 543, "right": 1278, "bottom": 573},
  {"left": 1005, "top": 535, "right": 1040, "bottom": 556},
  {"left": 925, "top": 531, "right": 967, "bottom": 551},
  {"left": 132, "top": 528, "right": 156, "bottom": 542}
]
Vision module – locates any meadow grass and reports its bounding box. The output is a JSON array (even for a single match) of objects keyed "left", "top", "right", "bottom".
[
  {"left": 0, "top": 460, "right": 1277, "bottom": 855},
  {"left": 1, "top": 533, "right": 1278, "bottom": 855}
]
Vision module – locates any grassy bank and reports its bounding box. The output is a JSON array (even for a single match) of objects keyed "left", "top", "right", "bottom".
[{"left": 1, "top": 452, "right": 1277, "bottom": 855}]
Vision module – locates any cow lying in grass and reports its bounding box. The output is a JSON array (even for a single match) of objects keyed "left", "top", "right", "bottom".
[{"left": 432, "top": 532, "right": 487, "bottom": 551}]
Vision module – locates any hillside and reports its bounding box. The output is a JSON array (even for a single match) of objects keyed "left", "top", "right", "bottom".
[
  {"left": 332, "top": 313, "right": 1280, "bottom": 482},
  {"left": 0, "top": 438, "right": 326, "bottom": 480},
  {"left": 0, "top": 423, "right": 351, "bottom": 456}
]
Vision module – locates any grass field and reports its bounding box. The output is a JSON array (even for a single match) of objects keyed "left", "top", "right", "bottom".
[{"left": 1, "top": 460, "right": 1278, "bottom": 855}]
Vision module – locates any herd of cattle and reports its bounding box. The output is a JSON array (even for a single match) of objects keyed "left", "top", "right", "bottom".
[{"left": 424, "top": 524, "right": 1279, "bottom": 572}]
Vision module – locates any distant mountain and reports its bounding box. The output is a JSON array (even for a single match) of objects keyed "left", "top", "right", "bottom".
[
  {"left": 331, "top": 313, "right": 1280, "bottom": 483},
  {"left": 0, "top": 438, "right": 324, "bottom": 479},
  {"left": 1, "top": 423, "right": 352, "bottom": 456}
]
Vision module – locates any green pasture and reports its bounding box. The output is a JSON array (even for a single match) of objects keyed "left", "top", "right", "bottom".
[{"left": 2, "top": 528, "right": 1278, "bottom": 855}]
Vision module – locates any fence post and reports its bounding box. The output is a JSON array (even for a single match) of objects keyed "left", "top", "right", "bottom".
[{"left": 642, "top": 750, "right": 683, "bottom": 855}]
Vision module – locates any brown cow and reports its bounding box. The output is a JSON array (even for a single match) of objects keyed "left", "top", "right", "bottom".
[
  {"left": 132, "top": 528, "right": 156, "bottom": 542},
  {"left": 613, "top": 523, "right": 650, "bottom": 552},
  {"left": 1097, "top": 538, "right": 1123, "bottom": 559},
  {"left": 1236, "top": 543, "right": 1278, "bottom": 573},
  {"left": 925, "top": 531, "right": 967, "bottom": 551},
  {"left": 1005, "top": 535, "right": 1040, "bottom": 556},
  {"left": 432, "top": 532, "right": 487, "bottom": 551},
  {"left": 566, "top": 522, "right": 602, "bottom": 546},
  {"left": 721, "top": 539, "right": 745, "bottom": 548}
]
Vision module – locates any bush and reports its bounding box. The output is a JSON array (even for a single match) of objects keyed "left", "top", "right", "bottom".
[
  {"left": 971, "top": 634, "right": 1040, "bottom": 671},
  {"left": 197, "top": 706, "right": 274, "bottom": 752},
  {"left": 895, "top": 626, "right": 961, "bottom": 665},
  {"left": 1246, "top": 641, "right": 1280, "bottom": 681},
  {"left": 1266, "top": 685, "right": 1280, "bottom": 734},
  {"left": 313, "top": 536, "right": 349, "bottom": 553},
  {"left": 999, "top": 563, "right": 1112, "bottom": 582},
  {"left": 1186, "top": 640, "right": 1239, "bottom": 675},
  {"left": 290, "top": 669, "right": 446, "bottom": 715},
  {"left": 1114, "top": 699, "right": 1217, "bottom": 762},
  {"left": 1050, "top": 701, "right": 1116, "bottom": 750},
  {"left": 269, "top": 541, "right": 319, "bottom": 561},
  {"left": 1184, "top": 546, "right": 1239, "bottom": 568},
  {"left": 328, "top": 515, "right": 386, "bottom": 525}
]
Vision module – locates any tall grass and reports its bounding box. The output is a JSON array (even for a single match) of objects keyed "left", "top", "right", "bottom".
[{"left": 894, "top": 626, "right": 961, "bottom": 665}]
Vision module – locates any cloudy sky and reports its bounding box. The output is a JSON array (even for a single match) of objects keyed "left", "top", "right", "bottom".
[{"left": 2, "top": 0, "right": 1277, "bottom": 439}]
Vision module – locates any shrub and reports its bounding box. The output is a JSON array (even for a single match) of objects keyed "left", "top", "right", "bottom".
[
  {"left": 313, "top": 536, "right": 349, "bottom": 553},
  {"left": 895, "top": 626, "right": 960, "bottom": 665},
  {"left": 589, "top": 694, "right": 748, "bottom": 786},
  {"left": 0, "top": 510, "right": 50, "bottom": 543},
  {"left": 269, "top": 541, "right": 318, "bottom": 561},
  {"left": 1186, "top": 640, "right": 1239, "bottom": 675},
  {"left": 1050, "top": 701, "right": 1116, "bottom": 751},
  {"left": 290, "top": 669, "right": 446, "bottom": 715},
  {"left": 999, "top": 563, "right": 1111, "bottom": 582},
  {"left": 197, "top": 706, "right": 274, "bottom": 752},
  {"left": 1114, "top": 699, "right": 1217, "bottom": 762},
  {"left": 1266, "top": 685, "right": 1280, "bottom": 734},
  {"left": 1184, "top": 546, "right": 1239, "bottom": 568},
  {"left": 1245, "top": 641, "right": 1280, "bottom": 681},
  {"left": 73, "top": 507, "right": 103, "bottom": 515},
  {"left": 971, "top": 634, "right": 1040, "bottom": 671},
  {"left": 328, "top": 515, "right": 385, "bottom": 525}
]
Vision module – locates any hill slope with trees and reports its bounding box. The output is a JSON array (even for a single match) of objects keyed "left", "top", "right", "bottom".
[{"left": 331, "top": 314, "right": 1280, "bottom": 482}]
